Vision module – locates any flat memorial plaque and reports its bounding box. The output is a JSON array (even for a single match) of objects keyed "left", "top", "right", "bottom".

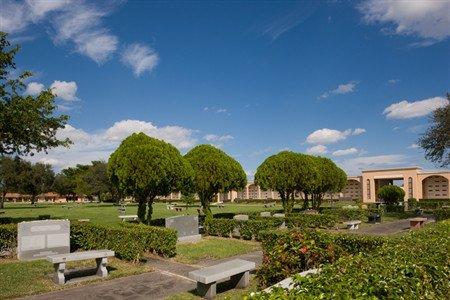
[{"left": 18, "top": 219, "right": 70, "bottom": 261}]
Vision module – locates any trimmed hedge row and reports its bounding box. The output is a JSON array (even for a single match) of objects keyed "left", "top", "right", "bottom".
[
  {"left": 434, "top": 208, "right": 450, "bottom": 221},
  {"left": 71, "top": 223, "right": 177, "bottom": 260},
  {"left": 256, "top": 229, "right": 387, "bottom": 287},
  {"left": 0, "top": 222, "right": 177, "bottom": 261},
  {"left": 254, "top": 221, "right": 450, "bottom": 299},
  {"left": 204, "top": 218, "right": 284, "bottom": 240},
  {"left": 320, "top": 207, "right": 368, "bottom": 221},
  {"left": 285, "top": 214, "right": 338, "bottom": 229}
]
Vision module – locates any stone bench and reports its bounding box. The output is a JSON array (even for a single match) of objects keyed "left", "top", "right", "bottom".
[
  {"left": 409, "top": 217, "right": 427, "bottom": 229},
  {"left": 118, "top": 215, "right": 139, "bottom": 222},
  {"left": 344, "top": 220, "right": 361, "bottom": 230},
  {"left": 47, "top": 250, "right": 115, "bottom": 284},
  {"left": 189, "top": 259, "right": 255, "bottom": 299}
]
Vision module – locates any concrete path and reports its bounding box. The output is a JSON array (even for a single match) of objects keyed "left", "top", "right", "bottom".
[
  {"left": 22, "top": 251, "right": 263, "bottom": 300},
  {"left": 349, "top": 218, "right": 434, "bottom": 236}
]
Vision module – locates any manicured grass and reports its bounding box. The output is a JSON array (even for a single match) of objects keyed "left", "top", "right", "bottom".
[
  {"left": 0, "top": 257, "right": 152, "bottom": 299},
  {"left": 1, "top": 202, "right": 282, "bottom": 226},
  {"left": 175, "top": 237, "right": 261, "bottom": 264}
]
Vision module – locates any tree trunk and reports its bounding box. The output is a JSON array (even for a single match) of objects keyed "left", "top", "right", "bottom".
[
  {"left": 0, "top": 193, "right": 4, "bottom": 209},
  {"left": 137, "top": 196, "right": 147, "bottom": 223},
  {"left": 146, "top": 197, "right": 154, "bottom": 225},
  {"left": 302, "top": 193, "right": 309, "bottom": 210},
  {"left": 282, "top": 192, "right": 294, "bottom": 215},
  {"left": 200, "top": 195, "right": 213, "bottom": 221}
]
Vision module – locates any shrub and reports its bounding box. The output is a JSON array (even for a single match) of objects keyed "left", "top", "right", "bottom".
[
  {"left": 377, "top": 185, "right": 405, "bottom": 205},
  {"left": 252, "top": 221, "right": 450, "bottom": 299},
  {"left": 407, "top": 197, "right": 418, "bottom": 210},
  {"left": 285, "top": 214, "right": 338, "bottom": 229},
  {"left": 0, "top": 224, "right": 17, "bottom": 253},
  {"left": 256, "top": 229, "right": 387, "bottom": 287},
  {"left": 203, "top": 218, "right": 284, "bottom": 240},
  {"left": 434, "top": 208, "right": 450, "bottom": 221},
  {"left": 321, "top": 207, "right": 367, "bottom": 221},
  {"left": 71, "top": 222, "right": 177, "bottom": 260}
]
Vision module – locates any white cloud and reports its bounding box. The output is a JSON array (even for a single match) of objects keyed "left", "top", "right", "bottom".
[
  {"left": 27, "top": 120, "right": 198, "bottom": 169},
  {"left": 121, "top": 43, "right": 159, "bottom": 76},
  {"left": 338, "top": 154, "right": 407, "bottom": 175},
  {"left": 383, "top": 96, "right": 449, "bottom": 119},
  {"left": 408, "top": 143, "right": 420, "bottom": 149},
  {"left": 358, "top": 0, "right": 450, "bottom": 44},
  {"left": 25, "top": 82, "right": 45, "bottom": 95},
  {"left": 203, "top": 134, "right": 234, "bottom": 143},
  {"left": 332, "top": 148, "right": 358, "bottom": 157},
  {"left": 306, "top": 145, "right": 328, "bottom": 155},
  {"left": 248, "top": 147, "right": 273, "bottom": 157},
  {"left": 203, "top": 107, "right": 228, "bottom": 114},
  {"left": 318, "top": 81, "right": 358, "bottom": 99},
  {"left": 0, "top": 1, "right": 119, "bottom": 64},
  {"left": 306, "top": 128, "right": 365, "bottom": 145},
  {"left": 388, "top": 79, "right": 400, "bottom": 85},
  {"left": 50, "top": 80, "right": 78, "bottom": 101}
]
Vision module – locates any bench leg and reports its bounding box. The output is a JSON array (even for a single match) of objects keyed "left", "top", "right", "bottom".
[
  {"left": 230, "top": 271, "right": 250, "bottom": 288},
  {"left": 197, "top": 282, "right": 216, "bottom": 299},
  {"left": 96, "top": 257, "right": 108, "bottom": 277},
  {"left": 53, "top": 262, "right": 66, "bottom": 285}
]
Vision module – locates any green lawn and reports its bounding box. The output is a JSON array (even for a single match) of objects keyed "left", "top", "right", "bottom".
[
  {"left": 1, "top": 202, "right": 282, "bottom": 226},
  {"left": 0, "top": 257, "right": 152, "bottom": 299},
  {"left": 175, "top": 237, "right": 261, "bottom": 264}
]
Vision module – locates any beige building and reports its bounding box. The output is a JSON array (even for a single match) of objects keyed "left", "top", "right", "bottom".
[{"left": 161, "top": 166, "right": 449, "bottom": 203}]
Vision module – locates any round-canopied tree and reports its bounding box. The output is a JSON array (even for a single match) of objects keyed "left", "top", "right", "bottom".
[
  {"left": 309, "top": 156, "right": 347, "bottom": 209},
  {"left": 255, "top": 151, "right": 317, "bottom": 214},
  {"left": 377, "top": 185, "right": 405, "bottom": 205},
  {"left": 108, "top": 133, "right": 193, "bottom": 223},
  {"left": 185, "top": 144, "right": 246, "bottom": 220}
]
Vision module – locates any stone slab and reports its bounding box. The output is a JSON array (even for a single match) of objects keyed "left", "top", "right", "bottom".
[
  {"left": 233, "top": 214, "right": 249, "bottom": 221},
  {"left": 18, "top": 219, "right": 70, "bottom": 261},
  {"left": 260, "top": 212, "right": 271, "bottom": 217},
  {"left": 165, "top": 215, "right": 199, "bottom": 239},
  {"left": 177, "top": 234, "right": 202, "bottom": 243},
  {"left": 188, "top": 259, "right": 255, "bottom": 284},
  {"left": 273, "top": 213, "right": 285, "bottom": 218},
  {"left": 46, "top": 249, "right": 115, "bottom": 263}
]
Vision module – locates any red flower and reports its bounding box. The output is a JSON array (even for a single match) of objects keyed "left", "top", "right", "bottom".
[{"left": 299, "top": 246, "right": 308, "bottom": 254}]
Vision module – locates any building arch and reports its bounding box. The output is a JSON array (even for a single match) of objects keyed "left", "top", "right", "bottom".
[{"left": 421, "top": 175, "right": 449, "bottom": 199}]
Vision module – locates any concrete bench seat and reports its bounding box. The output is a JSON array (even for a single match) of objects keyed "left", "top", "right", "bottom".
[
  {"left": 118, "top": 215, "right": 139, "bottom": 222},
  {"left": 189, "top": 259, "right": 255, "bottom": 299},
  {"left": 47, "top": 250, "right": 115, "bottom": 284},
  {"left": 344, "top": 220, "right": 361, "bottom": 230},
  {"left": 409, "top": 217, "right": 427, "bottom": 229}
]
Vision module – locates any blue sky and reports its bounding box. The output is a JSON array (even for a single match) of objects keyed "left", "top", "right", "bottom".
[{"left": 1, "top": 0, "right": 449, "bottom": 176}]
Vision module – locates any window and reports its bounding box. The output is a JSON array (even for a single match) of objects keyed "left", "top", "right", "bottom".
[
  {"left": 366, "top": 179, "right": 371, "bottom": 199},
  {"left": 407, "top": 177, "right": 413, "bottom": 198}
]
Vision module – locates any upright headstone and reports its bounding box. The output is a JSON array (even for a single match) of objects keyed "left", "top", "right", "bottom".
[
  {"left": 233, "top": 214, "right": 249, "bottom": 221},
  {"left": 165, "top": 215, "right": 201, "bottom": 242},
  {"left": 17, "top": 219, "right": 70, "bottom": 261}
]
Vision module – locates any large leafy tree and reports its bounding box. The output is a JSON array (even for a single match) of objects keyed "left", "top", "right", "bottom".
[
  {"left": 0, "top": 156, "right": 26, "bottom": 208},
  {"left": 255, "top": 151, "right": 316, "bottom": 214},
  {"left": 75, "top": 161, "right": 112, "bottom": 201},
  {"left": 108, "top": 133, "right": 193, "bottom": 223},
  {"left": 20, "top": 161, "right": 55, "bottom": 204},
  {"left": 0, "top": 32, "right": 70, "bottom": 156},
  {"left": 418, "top": 94, "right": 449, "bottom": 167},
  {"left": 185, "top": 145, "right": 246, "bottom": 220},
  {"left": 309, "top": 156, "right": 347, "bottom": 209}
]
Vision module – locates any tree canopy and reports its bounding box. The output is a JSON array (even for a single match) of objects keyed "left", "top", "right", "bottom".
[
  {"left": 185, "top": 144, "right": 246, "bottom": 219},
  {"left": 418, "top": 94, "right": 449, "bottom": 167},
  {"left": 377, "top": 185, "right": 405, "bottom": 205},
  {"left": 108, "top": 133, "right": 193, "bottom": 223},
  {"left": 255, "top": 151, "right": 317, "bottom": 214},
  {"left": 0, "top": 32, "right": 70, "bottom": 156},
  {"left": 256, "top": 151, "right": 347, "bottom": 213}
]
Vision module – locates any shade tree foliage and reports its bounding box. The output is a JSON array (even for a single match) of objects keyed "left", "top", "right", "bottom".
[
  {"left": 255, "top": 151, "right": 347, "bottom": 213},
  {"left": 185, "top": 144, "right": 246, "bottom": 220},
  {"left": 108, "top": 133, "right": 193, "bottom": 223}
]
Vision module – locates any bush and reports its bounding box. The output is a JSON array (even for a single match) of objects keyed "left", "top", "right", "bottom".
[
  {"left": 252, "top": 221, "right": 450, "bottom": 299},
  {"left": 321, "top": 207, "right": 368, "bottom": 221},
  {"left": 256, "top": 229, "right": 387, "bottom": 287},
  {"left": 203, "top": 218, "right": 284, "bottom": 240},
  {"left": 285, "top": 214, "right": 338, "bottom": 229},
  {"left": 71, "top": 223, "right": 177, "bottom": 260},
  {"left": 377, "top": 185, "right": 405, "bottom": 205},
  {"left": 434, "top": 208, "right": 450, "bottom": 221},
  {"left": 407, "top": 197, "right": 418, "bottom": 210},
  {"left": 0, "top": 224, "right": 17, "bottom": 253}
]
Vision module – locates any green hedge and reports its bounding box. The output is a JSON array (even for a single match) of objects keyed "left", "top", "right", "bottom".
[
  {"left": 71, "top": 223, "right": 177, "bottom": 261},
  {"left": 252, "top": 221, "right": 450, "bottom": 299},
  {"left": 321, "top": 207, "right": 368, "bottom": 221},
  {"left": 256, "top": 229, "right": 388, "bottom": 287},
  {"left": 0, "top": 224, "right": 17, "bottom": 252},
  {"left": 434, "top": 208, "right": 450, "bottom": 221},
  {"left": 285, "top": 214, "right": 338, "bottom": 229},
  {"left": 204, "top": 218, "right": 284, "bottom": 240}
]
